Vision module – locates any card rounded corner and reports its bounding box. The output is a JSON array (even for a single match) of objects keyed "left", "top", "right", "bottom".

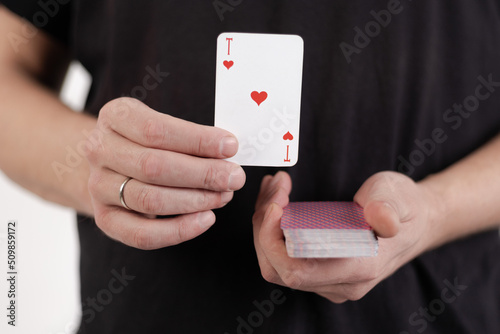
[
  {"left": 290, "top": 34, "right": 304, "bottom": 46},
  {"left": 286, "top": 158, "right": 299, "bottom": 167},
  {"left": 217, "top": 32, "right": 231, "bottom": 42}
]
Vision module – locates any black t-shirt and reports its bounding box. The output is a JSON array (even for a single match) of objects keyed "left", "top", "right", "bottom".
[{"left": 3, "top": 1, "right": 500, "bottom": 333}]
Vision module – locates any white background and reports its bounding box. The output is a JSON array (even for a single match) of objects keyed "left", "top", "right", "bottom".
[{"left": 0, "top": 62, "right": 91, "bottom": 334}]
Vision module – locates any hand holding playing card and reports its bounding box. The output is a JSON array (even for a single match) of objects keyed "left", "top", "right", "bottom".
[
  {"left": 252, "top": 171, "right": 440, "bottom": 303},
  {"left": 86, "top": 98, "right": 246, "bottom": 250}
]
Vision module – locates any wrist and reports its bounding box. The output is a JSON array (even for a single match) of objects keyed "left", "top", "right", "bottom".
[{"left": 416, "top": 174, "right": 450, "bottom": 252}]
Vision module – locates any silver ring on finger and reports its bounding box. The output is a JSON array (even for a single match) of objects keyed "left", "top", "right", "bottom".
[{"left": 119, "top": 177, "right": 133, "bottom": 210}]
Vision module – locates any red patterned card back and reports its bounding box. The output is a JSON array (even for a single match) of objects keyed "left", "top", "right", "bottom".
[{"left": 281, "top": 202, "right": 371, "bottom": 230}]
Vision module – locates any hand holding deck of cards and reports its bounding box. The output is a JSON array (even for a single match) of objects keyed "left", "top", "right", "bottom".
[{"left": 214, "top": 33, "right": 378, "bottom": 258}]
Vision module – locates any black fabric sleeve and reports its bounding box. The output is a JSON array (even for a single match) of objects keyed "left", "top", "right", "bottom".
[{"left": 1, "top": 0, "right": 72, "bottom": 45}]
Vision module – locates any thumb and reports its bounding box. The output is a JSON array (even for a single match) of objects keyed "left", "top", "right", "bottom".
[
  {"left": 363, "top": 200, "right": 399, "bottom": 238},
  {"left": 354, "top": 172, "right": 410, "bottom": 238}
]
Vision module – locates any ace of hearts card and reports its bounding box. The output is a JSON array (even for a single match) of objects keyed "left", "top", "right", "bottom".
[{"left": 214, "top": 33, "right": 304, "bottom": 166}]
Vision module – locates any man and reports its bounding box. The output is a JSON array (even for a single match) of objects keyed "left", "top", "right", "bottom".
[{"left": 0, "top": 1, "right": 499, "bottom": 333}]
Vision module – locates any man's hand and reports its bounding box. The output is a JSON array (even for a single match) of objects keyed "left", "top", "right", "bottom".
[
  {"left": 252, "top": 171, "right": 440, "bottom": 303},
  {"left": 86, "top": 97, "right": 246, "bottom": 250}
]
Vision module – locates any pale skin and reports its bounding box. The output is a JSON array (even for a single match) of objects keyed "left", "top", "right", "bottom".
[{"left": 1, "top": 7, "right": 499, "bottom": 303}]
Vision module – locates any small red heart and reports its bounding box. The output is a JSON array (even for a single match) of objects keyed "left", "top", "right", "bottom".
[
  {"left": 251, "top": 91, "right": 268, "bottom": 106},
  {"left": 283, "top": 131, "right": 294, "bottom": 141},
  {"left": 223, "top": 60, "right": 234, "bottom": 70}
]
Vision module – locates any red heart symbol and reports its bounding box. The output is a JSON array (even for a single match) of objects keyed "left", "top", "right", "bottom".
[
  {"left": 251, "top": 91, "right": 268, "bottom": 106},
  {"left": 223, "top": 60, "right": 234, "bottom": 70},
  {"left": 283, "top": 131, "right": 294, "bottom": 141}
]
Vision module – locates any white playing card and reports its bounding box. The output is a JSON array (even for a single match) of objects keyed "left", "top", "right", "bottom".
[{"left": 214, "top": 32, "right": 304, "bottom": 166}]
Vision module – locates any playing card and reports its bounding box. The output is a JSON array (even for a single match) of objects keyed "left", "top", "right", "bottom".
[{"left": 214, "top": 32, "right": 304, "bottom": 166}]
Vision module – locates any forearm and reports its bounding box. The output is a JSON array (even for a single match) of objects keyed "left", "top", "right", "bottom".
[
  {"left": 0, "top": 67, "right": 96, "bottom": 215},
  {"left": 420, "top": 133, "right": 500, "bottom": 250}
]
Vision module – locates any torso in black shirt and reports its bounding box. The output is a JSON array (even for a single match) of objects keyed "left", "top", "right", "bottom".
[{"left": 3, "top": 1, "right": 500, "bottom": 333}]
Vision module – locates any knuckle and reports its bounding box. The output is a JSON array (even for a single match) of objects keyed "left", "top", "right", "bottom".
[
  {"left": 344, "top": 285, "right": 368, "bottom": 301},
  {"left": 216, "top": 192, "right": 225, "bottom": 207},
  {"left": 87, "top": 172, "right": 103, "bottom": 196},
  {"left": 85, "top": 138, "right": 104, "bottom": 165},
  {"left": 214, "top": 191, "right": 232, "bottom": 209},
  {"left": 137, "top": 187, "right": 162, "bottom": 214},
  {"left": 301, "top": 258, "right": 319, "bottom": 274},
  {"left": 84, "top": 129, "right": 104, "bottom": 158},
  {"left": 196, "top": 133, "right": 205, "bottom": 155},
  {"left": 352, "top": 262, "right": 379, "bottom": 282},
  {"left": 131, "top": 225, "right": 155, "bottom": 250},
  {"left": 173, "top": 217, "right": 190, "bottom": 245},
  {"left": 363, "top": 268, "right": 379, "bottom": 282},
  {"left": 260, "top": 267, "right": 280, "bottom": 284},
  {"left": 142, "top": 118, "right": 166, "bottom": 147},
  {"left": 99, "top": 99, "right": 120, "bottom": 120},
  {"left": 94, "top": 208, "right": 113, "bottom": 231},
  {"left": 281, "top": 268, "right": 305, "bottom": 290},
  {"left": 204, "top": 162, "right": 236, "bottom": 190},
  {"left": 193, "top": 192, "right": 210, "bottom": 210},
  {"left": 366, "top": 262, "right": 382, "bottom": 281},
  {"left": 139, "top": 151, "right": 163, "bottom": 181},
  {"left": 99, "top": 98, "right": 137, "bottom": 127},
  {"left": 203, "top": 165, "right": 218, "bottom": 189},
  {"left": 102, "top": 97, "right": 135, "bottom": 116},
  {"left": 205, "top": 162, "right": 234, "bottom": 190}
]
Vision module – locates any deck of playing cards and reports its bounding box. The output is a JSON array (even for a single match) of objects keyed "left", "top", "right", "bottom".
[{"left": 281, "top": 202, "right": 379, "bottom": 258}]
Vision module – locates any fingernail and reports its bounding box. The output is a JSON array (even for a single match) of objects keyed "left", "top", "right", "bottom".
[
  {"left": 198, "top": 211, "right": 215, "bottom": 229},
  {"left": 220, "top": 136, "right": 239, "bottom": 157},
  {"left": 269, "top": 172, "right": 284, "bottom": 188},
  {"left": 228, "top": 166, "right": 246, "bottom": 190},
  {"left": 221, "top": 191, "right": 233, "bottom": 204}
]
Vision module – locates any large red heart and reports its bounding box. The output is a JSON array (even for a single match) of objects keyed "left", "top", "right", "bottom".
[
  {"left": 223, "top": 60, "right": 234, "bottom": 70},
  {"left": 251, "top": 91, "right": 268, "bottom": 106},
  {"left": 283, "top": 131, "right": 294, "bottom": 141}
]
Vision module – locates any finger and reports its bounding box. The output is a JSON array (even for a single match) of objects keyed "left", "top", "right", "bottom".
[
  {"left": 354, "top": 172, "right": 407, "bottom": 238},
  {"left": 253, "top": 174, "right": 292, "bottom": 286},
  {"left": 99, "top": 97, "right": 238, "bottom": 158},
  {"left": 89, "top": 170, "right": 233, "bottom": 215},
  {"left": 272, "top": 171, "right": 293, "bottom": 196},
  {"left": 252, "top": 209, "right": 281, "bottom": 285},
  {"left": 364, "top": 200, "right": 400, "bottom": 238},
  {"left": 252, "top": 173, "right": 293, "bottom": 286},
  {"left": 256, "top": 171, "right": 292, "bottom": 211},
  {"left": 94, "top": 206, "right": 216, "bottom": 250},
  {"left": 255, "top": 175, "right": 273, "bottom": 210},
  {"left": 92, "top": 133, "right": 246, "bottom": 191},
  {"left": 258, "top": 203, "right": 308, "bottom": 288},
  {"left": 253, "top": 175, "right": 292, "bottom": 228},
  {"left": 254, "top": 204, "right": 287, "bottom": 286}
]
